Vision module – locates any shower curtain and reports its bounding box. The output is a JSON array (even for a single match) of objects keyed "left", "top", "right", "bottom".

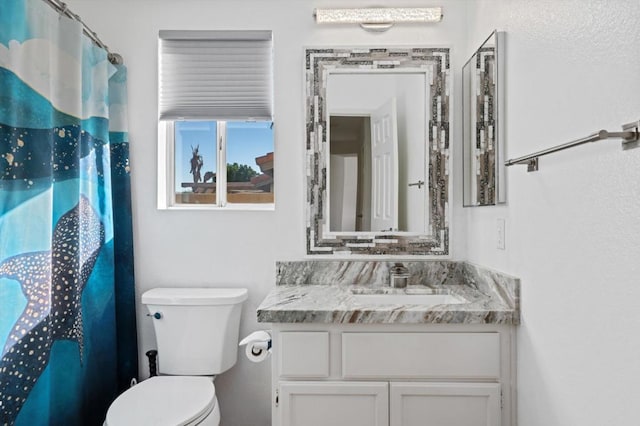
[{"left": 0, "top": 0, "right": 138, "bottom": 424}]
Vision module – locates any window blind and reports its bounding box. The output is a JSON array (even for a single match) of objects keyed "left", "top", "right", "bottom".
[{"left": 158, "top": 30, "right": 273, "bottom": 121}]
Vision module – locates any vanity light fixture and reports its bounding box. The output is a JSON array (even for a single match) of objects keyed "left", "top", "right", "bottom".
[{"left": 313, "top": 7, "right": 443, "bottom": 32}]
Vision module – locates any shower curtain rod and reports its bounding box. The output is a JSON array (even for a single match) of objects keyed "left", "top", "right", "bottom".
[{"left": 42, "top": 0, "right": 123, "bottom": 65}]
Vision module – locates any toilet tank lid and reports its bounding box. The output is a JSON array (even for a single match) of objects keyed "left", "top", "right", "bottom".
[{"left": 142, "top": 288, "right": 248, "bottom": 305}]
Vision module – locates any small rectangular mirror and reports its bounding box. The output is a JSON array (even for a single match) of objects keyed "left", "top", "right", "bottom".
[{"left": 463, "top": 31, "right": 506, "bottom": 207}]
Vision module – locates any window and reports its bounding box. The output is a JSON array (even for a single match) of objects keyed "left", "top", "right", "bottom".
[{"left": 157, "top": 30, "right": 274, "bottom": 209}]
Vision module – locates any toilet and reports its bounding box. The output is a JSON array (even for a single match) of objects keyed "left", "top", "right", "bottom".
[{"left": 105, "top": 287, "right": 249, "bottom": 426}]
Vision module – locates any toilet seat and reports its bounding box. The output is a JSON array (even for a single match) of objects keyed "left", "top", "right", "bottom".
[{"left": 105, "top": 376, "right": 216, "bottom": 426}]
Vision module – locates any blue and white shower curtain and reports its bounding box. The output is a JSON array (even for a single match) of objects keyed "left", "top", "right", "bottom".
[{"left": 0, "top": 1, "right": 137, "bottom": 424}]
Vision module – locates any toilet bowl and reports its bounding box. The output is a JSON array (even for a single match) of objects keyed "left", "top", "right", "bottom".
[
  {"left": 105, "top": 376, "right": 220, "bottom": 426},
  {"left": 105, "top": 287, "right": 248, "bottom": 426}
]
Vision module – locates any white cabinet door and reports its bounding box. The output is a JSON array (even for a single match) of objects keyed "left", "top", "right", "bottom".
[
  {"left": 390, "top": 382, "right": 501, "bottom": 426},
  {"left": 280, "top": 381, "right": 388, "bottom": 426}
]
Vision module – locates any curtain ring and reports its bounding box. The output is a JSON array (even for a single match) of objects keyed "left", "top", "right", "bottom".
[
  {"left": 58, "top": 2, "right": 68, "bottom": 19},
  {"left": 108, "top": 53, "right": 123, "bottom": 65}
]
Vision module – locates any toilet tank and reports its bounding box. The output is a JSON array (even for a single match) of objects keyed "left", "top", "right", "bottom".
[{"left": 142, "top": 287, "right": 248, "bottom": 376}]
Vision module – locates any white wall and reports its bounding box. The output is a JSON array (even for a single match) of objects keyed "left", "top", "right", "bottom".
[
  {"left": 464, "top": 1, "right": 640, "bottom": 425},
  {"left": 67, "top": 1, "right": 469, "bottom": 425},
  {"left": 396, "top": 75, "right": 428, "bottom": 232}
]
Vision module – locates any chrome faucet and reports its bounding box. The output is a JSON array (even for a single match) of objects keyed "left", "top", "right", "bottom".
[{"left": 389, "top": 262, "right": 409, "bottom": 288}]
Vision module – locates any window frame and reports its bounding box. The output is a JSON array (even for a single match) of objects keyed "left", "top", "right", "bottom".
[
  {"left": 157, "top": 120, "right": 274, "bottom": 211},
  {"left": 157, "top": 29, "right": 274, "bottom": 211}
]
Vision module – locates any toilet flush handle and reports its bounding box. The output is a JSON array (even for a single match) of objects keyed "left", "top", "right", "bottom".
[{"left": 146, "top": 312, "right": 162, "bottom": 320}]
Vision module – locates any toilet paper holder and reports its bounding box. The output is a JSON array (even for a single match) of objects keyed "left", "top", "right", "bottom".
[
  {"left": 239, "top": 330, "right": 272, "bottom": 362},
  {"left": 250, "top": 341, "right": 271, "bottom": 356}
]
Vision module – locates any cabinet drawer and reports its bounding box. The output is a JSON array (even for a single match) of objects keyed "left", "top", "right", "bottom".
[
  {"left": 280, "top": 332, "right": 329, "bottom": 378},
  {"left": 342, "top": 332, "right": 500, "bottom": 379}
]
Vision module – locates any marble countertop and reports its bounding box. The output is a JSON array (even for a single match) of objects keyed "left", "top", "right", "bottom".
[
  {"left": 257, "top": 284, "right": 517, "bottom": 324},
  {"left": 257, "top": 261, "right": 520, "bottom": 325}
]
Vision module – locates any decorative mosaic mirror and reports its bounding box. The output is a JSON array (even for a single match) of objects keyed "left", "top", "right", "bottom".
[
  {"left": 462, "top": 31, "right": 506, "bottom": 207},
  {"left": 305, "top": 47, "right": 451, "bottom": 255}
]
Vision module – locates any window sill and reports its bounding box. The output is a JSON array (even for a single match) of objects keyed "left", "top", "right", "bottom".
[{"left": 160, "top": 203, "right": 275, "bottom": 212}]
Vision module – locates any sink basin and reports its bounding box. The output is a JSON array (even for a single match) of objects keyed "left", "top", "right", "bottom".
[{"left": 351, "top": 293, "right": 466, "bottom": 306}]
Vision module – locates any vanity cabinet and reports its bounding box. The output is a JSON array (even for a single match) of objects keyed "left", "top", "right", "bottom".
[{"left": 271, "top": 324, "right": 516, "bottom": 426}]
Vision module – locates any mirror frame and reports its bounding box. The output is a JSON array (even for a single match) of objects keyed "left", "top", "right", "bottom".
[
  {"left": 305, "top": 47, "right": 451, "bottom": 256},
  {"left": 462, "top": 31, "right": 506, "bottom": 207}
]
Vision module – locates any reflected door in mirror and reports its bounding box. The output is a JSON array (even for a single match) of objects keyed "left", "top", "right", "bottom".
[
  {"left": 371, "top": 98, "right": 398, "bottom": 232},
  {"left": 327, "top": 72, "right": 427, "bottom": 233}
]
